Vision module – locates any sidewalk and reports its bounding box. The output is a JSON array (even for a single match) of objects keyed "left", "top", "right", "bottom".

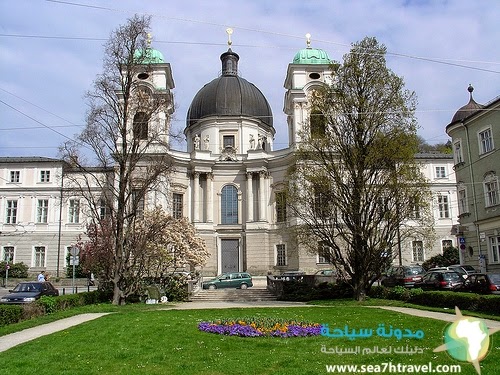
[{"left": 370, "top": 306, "right": 500, "bottom": 329}]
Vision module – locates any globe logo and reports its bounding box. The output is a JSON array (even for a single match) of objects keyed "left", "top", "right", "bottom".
[
  {"left": 445, "top": 317, "right": 489, "bottom": 362},
  {"left": 434, "top": 307, "right": 499, "bottom": 375}
]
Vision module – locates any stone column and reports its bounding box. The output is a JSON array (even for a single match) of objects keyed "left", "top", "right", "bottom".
[
  {"left": 207, "top": 172, "right": 213, "bottom": 223},
  {"left": 193, "top": 172, "right": 200, "bottom": 222},
  {"left": 246, "top": 172, "right": 253, "bottom": 222},
  {"left": 259, "top": 170, "right": 266, "bottom": 221}
]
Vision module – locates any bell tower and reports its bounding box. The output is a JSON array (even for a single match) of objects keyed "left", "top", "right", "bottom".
[{"left": 283, "top": 33, "right": 333, "bottom": 148}]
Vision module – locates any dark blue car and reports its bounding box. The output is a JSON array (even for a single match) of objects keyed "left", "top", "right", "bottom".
[{"left": 0, "top": 282, "right": 59, "bottom": 304}]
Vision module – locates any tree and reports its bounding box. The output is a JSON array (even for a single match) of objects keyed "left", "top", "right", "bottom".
[
  {"left": 416, "top": 136, "right": 452, "bottom": 154},
  {"left": 422, "top": 247, "right": 459, "bottom": 270},
  {"left": 79, "top": 208, "right": 210, "bottom": 299},
  {"left": 59, "top": 15, "right": 176, "bottom": 304},
  {"left": 287, "top": 37, "right": 433, "bottom": 301}
]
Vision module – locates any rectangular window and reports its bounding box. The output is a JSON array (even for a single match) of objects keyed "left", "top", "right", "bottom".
[
  {"left": 132, "top": 190, "right": 145, "bottom": 218},
  {"left": 485, "top": 178, "right": 499, "bottom": 207},
  {"left": 276, "top": 244, "right": 286, "bottom": 266},
  {"left": 489, "top": 236, "right": 500, "bottom": 264},
  {"left": 223, "top": 135, "right": 235, "bottom": 148},
  {"left": 6, "top": 200, "right": 18, "bottom": 224},
  {"left": 68, "top": 199, "right": 80, "bottom": 223},
  {"left": 412, "top": 241, "right": 424, "bottom": 262},
  {"left": 10, "top": 171, "right": 20, "bottom": 183},
  {"left": 410, "top": 197, "right": 421, "bottom": 219},
  {"left": 318, "top": 242, "right": 331, "bottom": 264},
  {"left": 275, "top": 191, "right": 287, "bottom": 223},
  {"left": 314, "top": 185, "right": 330, "bottom": 219},
  {"left": 435, "top": 166, "right": 446, "bottom": 179},
  {"left": 453, "top": 140, "right": 463, "bottom": 165},
  {"left": 99, "top": 198, "right": 109, "bottom": 220},
  {"left": 442, "top": 240, "right": 453, "bottom": 252},
  {"left": 438, "top": 195, "right": 450, "bottom": 218},
  {"left": 34, "top": 246, "right": 46, "bottom": 267},
  {"left": 2, "top": 246, "right": 14, "bottom": 262},
  {"left": 458, "top": 188, "right": 468, "bottom": 214},
  {"left": 40, "top": 170, "right": 51, "bottom": 182},
  {"left": 173, "top": 193, "right": 183, "bottom": 219},
  {"left": 479, "top": 128, "right": 493, "bottom": 154},
  {"left": 37, "top": 199, "right": 49, "bottom": 223}
]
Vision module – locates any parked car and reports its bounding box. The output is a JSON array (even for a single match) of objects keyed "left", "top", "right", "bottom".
[
  {"left": 447, "top": 265, "right": 477, "bottom": 279},
  {"left": 414, "top": 270, "right": 464, "bottom": 291},
  {"left": 462, "top": 273, "right": 500, "bottom": 294},
  {"left": 202, "top": 272, "right": 253, "bottom": 290},
  {"left": 381, "top": 265, "right": 424, "bottom": 288},
  {"left": 314, "top": 269, "right": 336, "bottom": 284},
  {"left": 0, "top": 281, "right": 59, "bottom": 304}
]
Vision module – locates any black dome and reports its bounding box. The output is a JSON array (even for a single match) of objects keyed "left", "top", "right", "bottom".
[
  {"left": 186, "top": 49, "right": 273, "bottom": 128},
  {"left": 450, "top": 85, "right": 484, "bottom": 123}
]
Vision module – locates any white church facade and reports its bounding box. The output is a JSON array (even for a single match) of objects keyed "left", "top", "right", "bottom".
[{"left": 0, "top": 39, "right": 458, "bottom": 277}]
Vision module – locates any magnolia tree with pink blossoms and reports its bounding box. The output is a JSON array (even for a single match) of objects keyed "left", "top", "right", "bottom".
[{"left": 80, "top": 207, "right": 210, "bottom": 301}]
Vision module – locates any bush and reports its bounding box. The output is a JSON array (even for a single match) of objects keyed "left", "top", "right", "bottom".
[
  {"left": 0, "top": 305, "right": 23, "bottom": 326},
  {"left": 279, "top": 281, "right": 353, "bottom": 301},
  {"left": 368, "top": 286, "right": 424, "bottom": 302},
  {"left": 38, "top": 296, "right": 58, "bottom": 314},
  {"left": 368, "top": 286, "right": 500, "bottom": 315},
  {"left": 0, "top": 261, "right": 29, "bottom": 278},
  {"left": 22, "top": 302, "right": 45, "bottom": 320}
]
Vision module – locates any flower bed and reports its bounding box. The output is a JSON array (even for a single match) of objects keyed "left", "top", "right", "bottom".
[{"left": 198, "top": 317, "right": 322, "bottom": 338}]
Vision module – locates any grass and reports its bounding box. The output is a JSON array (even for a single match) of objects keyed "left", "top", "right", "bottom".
[{"left": 0, "top": 303, "right": 499, "bottom": 374}]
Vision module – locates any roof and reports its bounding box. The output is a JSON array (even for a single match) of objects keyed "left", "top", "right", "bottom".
[
  {"left": 292, "top": 47, "right": 331, "bottom": 64},
  {"left": 186, "top": 49, "right": 273, "bottom": 128},
  {"left": 133, "top": 47, "right": 165, "bottom": 64},
  {"left": 415, "top": 152, "right": 453, "bottom": 160},
  {"left": 0, "top": 157, "right": 64, "bottom": 164},
  {"left": 449, "top": 85, "right": 484, "bottom": 124}
]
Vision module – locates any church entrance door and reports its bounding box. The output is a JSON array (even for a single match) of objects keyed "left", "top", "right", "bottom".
[{"left": 221, "top": 239, "right": 239, "bottom": 273}]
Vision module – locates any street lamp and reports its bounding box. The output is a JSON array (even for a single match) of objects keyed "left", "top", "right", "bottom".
[{"left": 70, "top": 246, "right": 80, "bottom": 294}]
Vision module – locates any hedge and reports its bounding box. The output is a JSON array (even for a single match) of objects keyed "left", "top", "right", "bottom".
[
  {"left": 0, "top": 289, "right": 113, "bottom": 326},
  {"left": 0, "top": 305, "right": 24, "bottom": 326},
  {"left": 369, "top": 286, "right": 500, "bottom": 315}
]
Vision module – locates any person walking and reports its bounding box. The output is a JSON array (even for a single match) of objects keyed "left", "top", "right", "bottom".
[{"left": 37, "top": 271, "right": 46, "bottom": 282}]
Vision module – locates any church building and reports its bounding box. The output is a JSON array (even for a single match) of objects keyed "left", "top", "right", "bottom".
[{"left": 0, "top": 35, "right": 458, "bottom": 276}]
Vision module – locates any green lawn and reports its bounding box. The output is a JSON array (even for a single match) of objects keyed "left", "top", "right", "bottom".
[{"left": 0, "top": 304, "right": 498, "bottom": 374}]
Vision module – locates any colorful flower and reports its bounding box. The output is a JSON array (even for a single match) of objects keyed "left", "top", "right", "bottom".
[{"left": 198, "top": 317, "right": 322, "bottom": 338}]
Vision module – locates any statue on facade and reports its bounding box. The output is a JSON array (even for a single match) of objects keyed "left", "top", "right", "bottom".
[
  {"left": 204, "top": 135, "right": 210, "bottom": 150},
  {"left": 249, "top": 134, "right": 255, "bottom": 150},
  {"left": 193, "top": 134, "right": 200, "bottom": 150},
  {"left": 257, "top": 134, "right": 264, "bottom": 150}
]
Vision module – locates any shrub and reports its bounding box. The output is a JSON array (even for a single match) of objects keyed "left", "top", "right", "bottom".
[
  {"left": 37, "top": 296, "right": 58, "bottom": 314},
  {"left": 22, "top": 302, "right": 45, "bottom": 320},
  {"left": 0, "top": 305, "right": 23, "bottom": 326},
  {"left": 0, "top": 261, "right": 29, "bottom": 278},
  {"left": 368, "top": 286, "right": 500, "bottom": 315},
  {"left": 279, "top": 281, "right": 353, "bottom": 301}
]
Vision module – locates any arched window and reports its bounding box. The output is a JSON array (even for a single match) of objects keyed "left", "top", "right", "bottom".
[
  {"left": 310, "top": 109, "right": 326, "bottom": 138},
  {"left": 133, "top": 112, "right": 149, "bottom": 140},
  {"left": 221, "top": 185, "right": 238, "bottom": 224}
]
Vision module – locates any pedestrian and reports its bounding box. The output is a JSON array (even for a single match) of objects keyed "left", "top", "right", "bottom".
[{"left": 37, "top": 271, "right": 46, "bottom": 282}]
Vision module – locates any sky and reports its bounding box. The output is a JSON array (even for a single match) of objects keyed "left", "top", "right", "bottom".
[{"left": 1, "top": 0, "right": 499, "bottom": 158}]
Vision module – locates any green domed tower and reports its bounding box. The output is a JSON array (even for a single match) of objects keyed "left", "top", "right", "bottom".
[{"left": 283, "top": 34, "right": 334, "bottom": 148}]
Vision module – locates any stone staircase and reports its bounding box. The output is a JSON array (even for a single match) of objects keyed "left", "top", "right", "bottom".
[{"left": 190, "top": 286, "right": 277, "bottom": 302}]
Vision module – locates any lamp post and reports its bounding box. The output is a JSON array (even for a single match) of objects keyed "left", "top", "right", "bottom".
[{"left": 70, "top": 246, "right": 79, "bottom": 294}]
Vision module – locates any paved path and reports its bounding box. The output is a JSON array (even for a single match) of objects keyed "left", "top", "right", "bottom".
[
  {"left": 0, "top": 313, "right": 110, "bottom": 353},
  {"left": 370, "top": 306, "right": 500, "bottom": 329},
  {"left": 1, "top": 303, "right": 498, "bottom": 353}
]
